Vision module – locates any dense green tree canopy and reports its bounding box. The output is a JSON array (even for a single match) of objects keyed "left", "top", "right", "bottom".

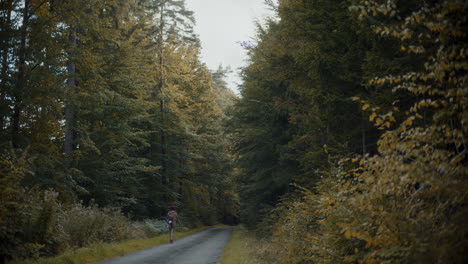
[
  {"left": 0, "top": 0, "right": 238, "bottom": 260},
  {"left": 230, "top": 0, "right": 467, "bottom": 263},
  {"left": 1, "top": 0, "right": 466, "bottom": 262}
]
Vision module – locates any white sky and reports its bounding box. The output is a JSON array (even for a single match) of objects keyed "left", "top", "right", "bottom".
[{"left": 185, "top": 0, "right": 273, "bottom": 94}]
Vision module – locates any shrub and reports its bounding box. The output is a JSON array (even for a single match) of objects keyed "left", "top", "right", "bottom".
[
  {"left": 0, "top": 150, "right": 66, "bottom": 261},
  {"left": 134, "top": 219, "right": 168, "bottom": 238},
  {"left": 30, "top": 190, "right": 68, "bottom": 257},
  {"left": 219, "top": 226, "right": 273, "bottom": 264},
  {"left": 1, "top": 150, "right": 190, "bottom": 262},
  {"left": 60, "top": 203, "right": 136, "bottom": 248}
]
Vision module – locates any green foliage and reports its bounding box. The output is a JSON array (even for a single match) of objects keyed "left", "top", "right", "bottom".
[
  {"left": 134, "top": 219, "right": 172, "bottom": 237},
  {"left": 61, "top": 203, "right": 137, "bottom": 248},
  {"left": 237, "top": 0, "right": 468, "bottom": 263},
  {"left": 9, "top": 226, "right": 214, "bottom": 264},
  {"left": 229, "top": 0, "right": 389, "bottom": 229},
  {"left": 0, "top": 149, "right": 41, "bottom": 260},
  {"left": 218, "top": 226, "right": 272, "bottom": 264},
  {"left": 0, "top": 150, "right": 68, "bottom": 259},
  {"left": 229, "top": 21, "right": 296, "bottom": 227},
  {"left": 0, "top": 0, "right": 238, "bottom": 261}
]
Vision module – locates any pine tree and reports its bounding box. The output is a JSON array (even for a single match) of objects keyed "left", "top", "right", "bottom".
[
  {"left": 0, "top": 0, "right": 14, "bottom": 138},
  {"left": 147, "top": 0, "right": 198, "bottom": 185},
  {"left": 0, "top": 1, "right": 240, "bottom": 256}
]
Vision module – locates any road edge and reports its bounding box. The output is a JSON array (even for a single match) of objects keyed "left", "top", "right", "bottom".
[{"left": 10, "top": 225, "right": 226, "bottom": 264}]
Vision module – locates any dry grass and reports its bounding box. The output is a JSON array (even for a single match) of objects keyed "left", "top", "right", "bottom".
[
  {"left": 218, "top": 226, "right": 270, "bottom": 264},
  {"left": 9, "top": 226, "right": 221, "bottom": 264}
]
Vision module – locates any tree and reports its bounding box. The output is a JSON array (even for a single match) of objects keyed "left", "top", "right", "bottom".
[
  {"left": 0, "top": 2, "right": 240, "bottom": 258},
  {"left": 145, "top": 0, "right": 198, "bottom": 185},
  {"left": 259, "top": 0, "right": 468, "bottom": 263},
  {"left": 0, "top": 0, "right": 15, "bottom": 137}
]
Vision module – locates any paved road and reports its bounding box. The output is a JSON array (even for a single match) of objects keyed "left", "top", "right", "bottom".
[{"left": 97, "top": 227, "right": 233, "bottom": 264}]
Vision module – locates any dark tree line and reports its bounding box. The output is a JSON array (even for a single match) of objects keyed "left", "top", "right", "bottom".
[
  {"left": 0, "top": 0, "right": 238, "bottom": 261},
  {"left": 230, "top": 0, "right": 467, "bottom": 263}
]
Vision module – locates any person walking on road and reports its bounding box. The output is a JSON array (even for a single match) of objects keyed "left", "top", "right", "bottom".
[{"left": 166, "top": 206, "right": 178, "bottom": 243}]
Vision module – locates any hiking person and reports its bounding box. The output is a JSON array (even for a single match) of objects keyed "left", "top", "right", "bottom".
[{"left": 166, "top": 206, "right": 178, "bottom": 243}]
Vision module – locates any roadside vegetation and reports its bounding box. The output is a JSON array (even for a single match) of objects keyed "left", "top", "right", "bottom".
[
  {"left": 10, "top": 227, "right": 212, "bottom": 264},
  {"left": 230, "top": 0, "right": 467, "bottom": 263},
  {"left": 2, "top": 188, "right": 217, "bottom": 264},
  {"left": 0, "top": 0, "right": 238, "bottom": 263},
  {"left": 1, "top": 0, "right": 466, "bottom": 263},
  {"left": 218, "top": 226, "right": 271, "bottom": 264}
]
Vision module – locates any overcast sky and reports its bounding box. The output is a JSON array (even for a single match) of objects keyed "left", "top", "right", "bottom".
[{"left": 185, "top": 0, "right": 273, "bottom": 94}]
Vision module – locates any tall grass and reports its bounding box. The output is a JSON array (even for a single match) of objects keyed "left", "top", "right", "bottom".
[
  {"left": 5, "top": 195, "right": 203, "bottom": 264},
  {"left": 218, "top": 226, "right": 271, "bottom": 264},
  {"left": 9, "top": 226, "right": 212, "bottom": 264}
]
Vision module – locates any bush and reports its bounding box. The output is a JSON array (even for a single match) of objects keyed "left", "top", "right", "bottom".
[
  {"left": 219, "top": 226, "right": 273, "bottom": 264},
  {"left": 60, "top": 203, "right": 137, "bottom": 248},
  {"left": 30, "top": 190, "right": 68, "bottom": 257},
  {"left": 0, "top": 150, "right": 205, "bottom": 262},
  {"left": 0, "top": 155, "right": 145, "bottom": 262},
  {"left": 133, "top": 219, "right": 168, "bottom": 238},
  {"left": 0, "top": 150, "right": 67, "bottom": 261}
]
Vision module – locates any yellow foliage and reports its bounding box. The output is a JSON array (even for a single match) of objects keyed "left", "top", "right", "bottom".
[
  {"left": 263, "top": 1, "right": 468, "bottom": 263},
  {"left": 218, "top": 226, "right": 270, "bottom": 264},
  {"left": 375, "top": 118, "right": 383, "bottom": 125}
]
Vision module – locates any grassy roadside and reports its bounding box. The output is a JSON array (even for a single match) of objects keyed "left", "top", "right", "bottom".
[
  {"left": 218, "top": 226, "right": 268, "bottom": 264},
  {"left": 10, "top": 226, "right": 222, "bottom": 264}
]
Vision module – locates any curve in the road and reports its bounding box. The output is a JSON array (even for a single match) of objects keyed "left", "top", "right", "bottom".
[{"left": 96, "top": 227, "right": 233, "bottom": 264}]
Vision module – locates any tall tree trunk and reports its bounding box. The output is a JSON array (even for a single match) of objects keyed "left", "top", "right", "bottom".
[
  {"left": 158, "top": 2, "right": 168, "bottom": 184},
  {"left": 64, "top": 30, "right": 77, "bottom": 164},
  {"left": 0, "top": 0, "right": 12, "bottom": 132},
  {"left": 11, "top": 0, "right": 29, "bottom": 148}
]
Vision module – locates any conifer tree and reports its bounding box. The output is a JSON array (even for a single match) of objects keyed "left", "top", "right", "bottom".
[
  {"left": 0, "top": 0, "right": 14, "bottom": 138},
  {"left": 148, "top": 0, "right": 198, "bottom": 185},
  {"left": 240, "top": 0, "right": 467, "bottom": 263},
  {"left": 0, "top": 1, "right": 239, "bottom": 256}
]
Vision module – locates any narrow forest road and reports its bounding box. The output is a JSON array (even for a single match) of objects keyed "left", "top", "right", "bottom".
[{"left": 96, "top": 227, "right": 233, "bottom": 264}]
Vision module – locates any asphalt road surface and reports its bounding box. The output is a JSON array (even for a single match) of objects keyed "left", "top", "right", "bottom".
[{"left": 97, "top": 227, "right": 233, "bottom": 264}]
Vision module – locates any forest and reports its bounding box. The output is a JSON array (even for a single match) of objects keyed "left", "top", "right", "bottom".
[{"left": 1, "top": 0, "right": 467, "bottom": 263}]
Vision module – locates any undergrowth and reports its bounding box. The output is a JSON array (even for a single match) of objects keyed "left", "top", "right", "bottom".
[
  {"left": 218, "top": 226, "right": 272, "bottom": 264},
  {"left": 9, "top": 226, "right": 213, "bottom": 264}
]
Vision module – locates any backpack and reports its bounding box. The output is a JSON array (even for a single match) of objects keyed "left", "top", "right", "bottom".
[
  {"left": 166, "top": 211, "right": 176, "bottom": 228},
  {"left": 166, "top": 213, "right": 174, "bottom": 224}
]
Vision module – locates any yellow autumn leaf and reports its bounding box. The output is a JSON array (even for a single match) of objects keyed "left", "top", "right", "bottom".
[
  {"left": 344, "top": 229, "right": 352, "bottom": 239},
  {"left": 405, "top": 118, "right": 413, "bottom": 126},
  {"left": 369, "top": 112, "right": 377, "bottom": 121},
  {"left": 362, "top": 104, "right": 370, "bottom": 111}
]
